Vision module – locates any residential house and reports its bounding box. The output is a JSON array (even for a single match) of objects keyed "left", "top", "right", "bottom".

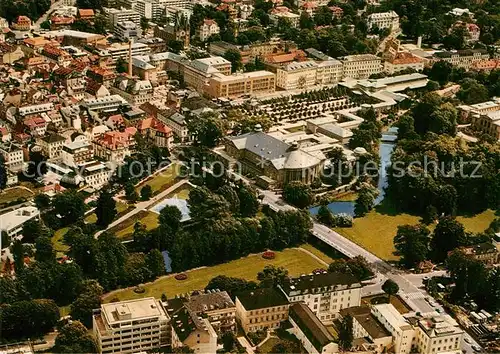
[
  {"left": 38, "top": 134, "right": 66, "bottom": 159},
  {"left": 61, "top": 140, "right": 94, "bottom": 167},
  {"left": 413, "top": 316, "right": 464, "bottom": 354},
  {"left": 79, "top": 161, "right": 111, "bottom": 188},
  {"left": 78, "top": 9, "right": 95, "bottom": 20},
  {"left": 0, "top": 142, "right": 25, "bottom": 172},
  {"left": 11, "top": 16, "right": 31, "bottom": 31},
  {"left": 92, "top": 128, "right": 136, "bottom": 165},
  {"left": 136, "top": 116, "right": 174, "bottom": 149},
  {"left": 23, "top": 116, "right": 48, "bottom": 137},
  {"left": 367, "top": 11, "right": 399, "bottom": 31},
  {"left": 235, "top": 288, "right": 290, "bottom": 333},
  {"left": 158, "top": 111, "right": 189, "bottom": 142},
  {"left": 111, "top": 78, "right": 154, "bottom": 106},
  {"left": 197, "top": 19, "right": 220, "bottom": 42},
  {"left": 461, "top": 242, "right": 498, "bottom": 265},
  {"left": 185, "top": 291, "right": 237, "bottom": 334}
]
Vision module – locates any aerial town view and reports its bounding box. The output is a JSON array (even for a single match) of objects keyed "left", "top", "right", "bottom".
[{"left": 0, "top": 0, "right": 499, "bottom": 352}]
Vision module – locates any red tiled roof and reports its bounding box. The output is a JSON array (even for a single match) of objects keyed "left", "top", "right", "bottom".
[
  {"left": 78, "top": 9, "right": 95, "bottom": 17},
  {"left": 389, "top": 52, "right": 424, "bottom": 65}
]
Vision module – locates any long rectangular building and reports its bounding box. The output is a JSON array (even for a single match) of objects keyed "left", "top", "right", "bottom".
[{"left": 206, "top": 71, "right": 276, "bottom": 98}]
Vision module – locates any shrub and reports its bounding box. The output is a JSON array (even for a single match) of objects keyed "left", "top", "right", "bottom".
[{"left": 133, "top": 286, "right": 145, "bottom": 294}]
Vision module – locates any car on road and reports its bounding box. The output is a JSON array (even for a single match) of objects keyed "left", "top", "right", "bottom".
[
  {"left": 472, "top": 345, "right": 481, "bottom": 352},
  {"left": 464, "top": 337, "right": 471, "bottom": 344}
]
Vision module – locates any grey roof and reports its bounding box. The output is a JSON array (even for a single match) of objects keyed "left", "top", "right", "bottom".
[
  {"left": 227, "top": 132, "right": 323, "bottom": 170},
  {"left": 186, "top": 291, "right": 235, "bottom": 313},
  {"left": 168, "top": 112, "right": 186, "bottom": 125},
  {"left": 281, "top": 272, "right": 361, "bottom": 295}
]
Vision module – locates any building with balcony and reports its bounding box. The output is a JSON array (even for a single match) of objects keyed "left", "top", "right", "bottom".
[
  {"left": 367, "top": 11, "right": 399, "bottom": 31},
  {"left": 279, "top": 271, "right": 362, "bottom": 323},
  {"left": 185, "top": 291, "right": 237, "bottom": 334},
  {"left": 471, "top": 110, "right": 500, "bottom": 140},
  {"left": 92, "top": 128, "right": 136, "bottom": 165},
  {"left": 79, "top": 161, "right": 111, "bottom": 189},
  {"left": 340, "top": 54, "right": 382, "bottom": 79},
  {"left": 106, "top": 7, "right": 141, "bottom": 28},
  {"left": 93, "top": 298, "right": 169, "bottom": 354},
  {"left": 11, "top": 16, "right": 31, "bottom": 31},
  {"left": 235, "top": 288, "right": 290, "bottom": 333},
  {"left": 0, "top": 142, "right": 24, "bottom": 172},
  {"left": 0, "top": 206, "right": 40, "bottom": 241},
  {"left": 206, "top": 71, "right": 276, "bottom": 98},
  {"left": 38, "top": 134, "right": 66, "bottom": 160},
  {"left": 136, "top": 116, "right": 174, "bottom": 149},
  {"left": 114, "top": 21, "right": 141, "bottom": 42},
  {"left": 431, "top": 49, "right": 489, "bottom": 71},
  {"left": 61, "top": 140, "right": 94, "bottom": 168}
]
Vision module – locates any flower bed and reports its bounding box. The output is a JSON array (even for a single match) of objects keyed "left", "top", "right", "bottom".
[
  {"left": 175, "top": 273, "right": 188, "bottom": 280},
  {"left": 262, "top": 251, "right": 275, "bottom": 260}
]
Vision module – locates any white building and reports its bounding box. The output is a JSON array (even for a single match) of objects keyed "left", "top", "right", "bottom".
[
  {"left": 82, "top": 95, "right": 129, "bottom": 113},
  {"left": 367, "top": 11, "right": 399, "bottom": 31},
  {"left": 158, "top": 111, "right": 190, "bottom": 142},
  {"left": 79, "top": 161, "right": 111, "bottom": 189},
  {"left": 340, "top": 54, "right": 382, "bottom": 79},
  {"left": 276, "top": 61, "right": 319, "bottom": 90},
  {"left": 93, "top": 298, "right": 169, "bottom": 354},
  {"left": 431, "top": 49, "right": 489, "bottom": 71},
  {"left": 0, "top": 143, "right": 25, "bottom": 172},
  {"left": 384, "top": 52, "right": 425, "bottom": 74},
  {"left": 38, "top": 134, "right": 66, "bottom": 160},
  {"left": 106, "top": 7, "right": 141, "bottom": 28},
  {"left": 414, "top": 316, "right": 463, "bottom": 354},
  {"left": 316, "top": 59, "right": 343, "bottom": 85},
  {"left": 61, "top": 140, "right": 94, "bottom": 168},
  {"left": 371, "top": 304, "right": 414, "bottom": 354},
  {"left": 196, "top": 19, "right": 220, "bottom": 42},
  {"left": 270, "top": 11, "right": 300, "bottom": 28},
  {"left": 101, "top": 42, "right": 151, "bottom": 61},
  {"left": 0, "top": 206, "right": 40, "bottom": 242},
  {"left": 134, "top": 0, "right": 164, "bottom": 20},
  {"left": 114, "top": 21, "right": 141, "bottom": 42},
  {"left": 279, "top": 271, "right": 363, "bottom": 323}
]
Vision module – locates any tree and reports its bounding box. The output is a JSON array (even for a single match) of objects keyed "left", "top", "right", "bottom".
[
  {"left": 223, "top": 49, "right": 243, "bottom": 73},
  {"left": 27, "top": 150, "right": 48, "bottom": 179},
  {"left": 328, "top": 256, "right": 373, "bottom": 281},
  {"left": 428, "top": 103, "right": 457, "bottom": 136},
  {"left": 317, "top": 205, "right": 335, "bottom": 226},
  {"left": 141, "top": 185, "right": 153, "bottom": 201},
  {"left": 125, "top": 182, "right": 139, "bottom": 203},
  {"left": 0, "top": 155, "right": 6, "bottom": 189},
  {"left": 34, "top": 193, "right": 51, "bottom": 211},
  {"left": 145, "top": 249, "right": 165, "bottom": 278},
  {"left": 70, "top": 280, "right": 103, "bottom": 328},
  {"left": 338, "top": 314, "right": 353, "bottom": 351},
  {"left": 257, "top": 265, "right": 289, "bottom": 287},
  {"left": 456, "top": 78, "right": 490, "bottom": 105},
  {"left": 187, "top": 112, "right": 226, "bottom": 148},
  {"left": 168, "top": 39, "right": 184, "bottom": 54},
  {"left": 394, "top": 224, "right": 430, "bottom": 268},
  {"left": 22, "top": 219, "right": 51, "bottom": 243},
  {"left": 221, "top": 332, "right": 236, "bottom": 352},
  {"left": 236, "top": 184, "right": 259, "bottom": 217},
  {"left": 354, "top": 185, "right": 377, "bottom": 217},
  {"left": 55, "top": 321, "right": 98, "bottom": 353},
  {"left": 205, "top": 275, "right": 257, "bottom": 297},
  {"left": 116, "top": 57, "right": 128, "bottom": 73},
  {"left": 35, "top": 236, "right": 55, "bottom": 263},
  {"left": 430, "top": 217, "right": 466, "bottom": 262},
  {"left": 52, "top": 191, "right": 85, "bottom": 226},
  {"left": 382, "top": 279, "right": 399, "bottom": 301},
  {"left": 11, "top": 239, "right": 24, "bottom": 273},
  {"left": 95, "top": 189, "right": 117, "bottom": 228},
  {"left": 299, "top": 12, "right": 314, "bottom": 29},
  {"left": 411, "top": 93, "right": 442, "bottom": 135},
  {"left": 282, "top": 181, "right": 314, "bottom": 208},
  {"left": 140, "top": 17, "right": 149, "bottom": 33},
  {"left": 427, "top": 61, "right": 453, "bottom": 85}
]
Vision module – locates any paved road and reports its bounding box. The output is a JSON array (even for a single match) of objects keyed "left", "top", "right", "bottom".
[
  {"left": 34, "top": 0, "right": 66, "bottom": 29},
  {"left": 255, "top": 188, "right": 481, "bottom": 354}
]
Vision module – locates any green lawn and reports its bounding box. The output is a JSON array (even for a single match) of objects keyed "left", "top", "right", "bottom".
[
  {"left": 85, "top": 201, "right": 130, "bottom": 224},
  {"left": 0, "top": 187, "right": 34, "bottom": 205},
  {"left": 52, "top": 227, "right": 70, "bottom": 257},
  {"left": 109, "top": 210, "right": 159, "bottom": 240},
  {"left": 299, "top": 244, "right": 335, "bottom": 265},
  {"left": 258, "top": 337, "right": 281, "bottom": 353},
  {"left": 164, "top": 184, "right": 192, "bottom": 200},
  {"left": 135, "top": 164, "right": 181, "bottom": 194},
  {"left": 334, "top": 208, "right": 497, "bottom": 261},
  {"left": 103, "top": 248, "right": 324, "bottom": 302}
]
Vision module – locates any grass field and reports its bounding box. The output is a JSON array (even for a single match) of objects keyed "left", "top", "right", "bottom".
[
  {"left": 299, "top": 244, "right": 335, "bottom": 265},
  {"left": 0, "top": 187, "right": 34, "bottom": 205},
  {"left": 135, "top": 164, "right": 181, "bottom": 194},
  {"left": 164, "top": 184, "right": 192, "bottom": 200},
  {"left": 103, "top": 248, "right": 324, "bottom": 302},
  {"left": 107, "top": 210, "right": 159, "bottom": 240},
  {"left": 52, "top": 227, "right": 70, "bottom": 257},
  {"left": 334, "top": 208, "right": 497, "bottom": 261},
  {"left": 84, "top": 201, "right": 130, "bottom": 224},
  {"left": 258, "top": 337, "right": 281, "bottom": 353}
]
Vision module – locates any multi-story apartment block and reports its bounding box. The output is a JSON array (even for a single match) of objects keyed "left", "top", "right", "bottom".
[
  {"left": 185, "top": 291, "right": 237, "bottom": 334},
  {"left": 183, "top": 57, "right": 232, "bottom": 91},
  {"left": 80, "top": 161, "right": 111, "bottom": 188},
  {"left": 279, "top": 271, "right": 362, "bottom": 323},
  {"left": 158, "top": 111, "right": 189, "bottom": 142},
  {"left": 372, "top": 304, "right": 414, "bottom": 354},
  {"left": 413, "top": 316, "right": 463, "bottom": 354},
  {"left": 270, "top": 10, "right": 300, "bottom": 28},
  {"left": 288, "top": 303, "right": 339, "bottom": 354},
  {"left": 134, "top": 0, "right": 164, "bottom": 20},
  {"left": 196, "top": 19, "right": 220, "bottom": 42},
  {"left": 235, "top": 288, "right": 290, "bottom": 333},
  {"left": 23, "top": 117, "right": 48, "bottom": 137},
  {"left": 82, "top": 95, "right": 130, "bottom": 113},
  {"left": 0, "top": 206, "right": 40, "bottom": 239},
  {"left": 0, "top": 143, "right": 24, "bottom": 172},
  {"left": 471, "top": 111, "right": 500, "bottom": 140},
  {"left": 92, "top": 128, "right": 136, "bottom": 165},
  {"left": 18, "top": 103, "right": 54, "bottom": 117},
  {"left": 12, "top": 16, "right": 32, "bottom": 31},
  {"left": 340, "top": 306, "right": 392, "bottom": 353},
  {"left": 384, "top": 52, "right": 425, "bottom": 74},
  {"left": 114, "top": 21, "right": 141, "bottom": 42},
  {"left": 106, "top": 7, "right": 141, "bottom": 28},
  {"left": 206, "top": 71, "right": 276, "bottom": 98},
  {"left": 93, "top": 298, "right": 169, "bottom": 354},
  {"left": 61, "top": 140, "right": 94, "bottom": 168},
  {"left": 367, "top": 11, "right": 399, "bottom": 31},
  {"left": 459, "top": 242, "right": 499, "bottom": 265},
  {"left": 166, "top": 298, "right": 218, "bottom": 353},
  {"left": 136, "top": 117, "right": 174, "bottom": 149},
  {"left": 431, "top": 49, "right": 489, "bottom": 71},
  {"left": 101, "top": 42, "right": 151, "bottom": 62},
  {"left": 111, "top": 78, "right": 153, "bottom": 106},
  {"left": 341, "top": 54, "right": 382, "bottom": 79},
  {"left": 53, "top": 67, "right": 87, "bottom": 100},
  {"left": 276, "top": 61, "right": 318, "bottom": 90},
  {"left": 316, "top": 59, "right": 343, "bottom": 85},
  {"left": 38, "top": 134, "right": 66, "bottom": 160}
]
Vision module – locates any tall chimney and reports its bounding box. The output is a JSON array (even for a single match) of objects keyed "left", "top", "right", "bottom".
[
  {"left": 128, "top": 40, "right": 133, "bottom": 78},
  {"left": 417, "top": 36, "right": 422, "bottom": 49}
]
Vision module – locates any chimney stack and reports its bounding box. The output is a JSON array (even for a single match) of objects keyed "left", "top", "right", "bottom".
[{"left": 128, "top": 40, "right": 133, "bottom": 78}]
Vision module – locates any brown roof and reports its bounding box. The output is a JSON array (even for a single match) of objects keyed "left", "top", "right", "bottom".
[
  {"left": 78, "top": 9, "right": 95, "bottom": 17},
  {"left": 340, "top": 306, "right": 392, "bottom": 339},
  {"left": 290, "top": 303, "right": 334, "bottom": 351}
]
